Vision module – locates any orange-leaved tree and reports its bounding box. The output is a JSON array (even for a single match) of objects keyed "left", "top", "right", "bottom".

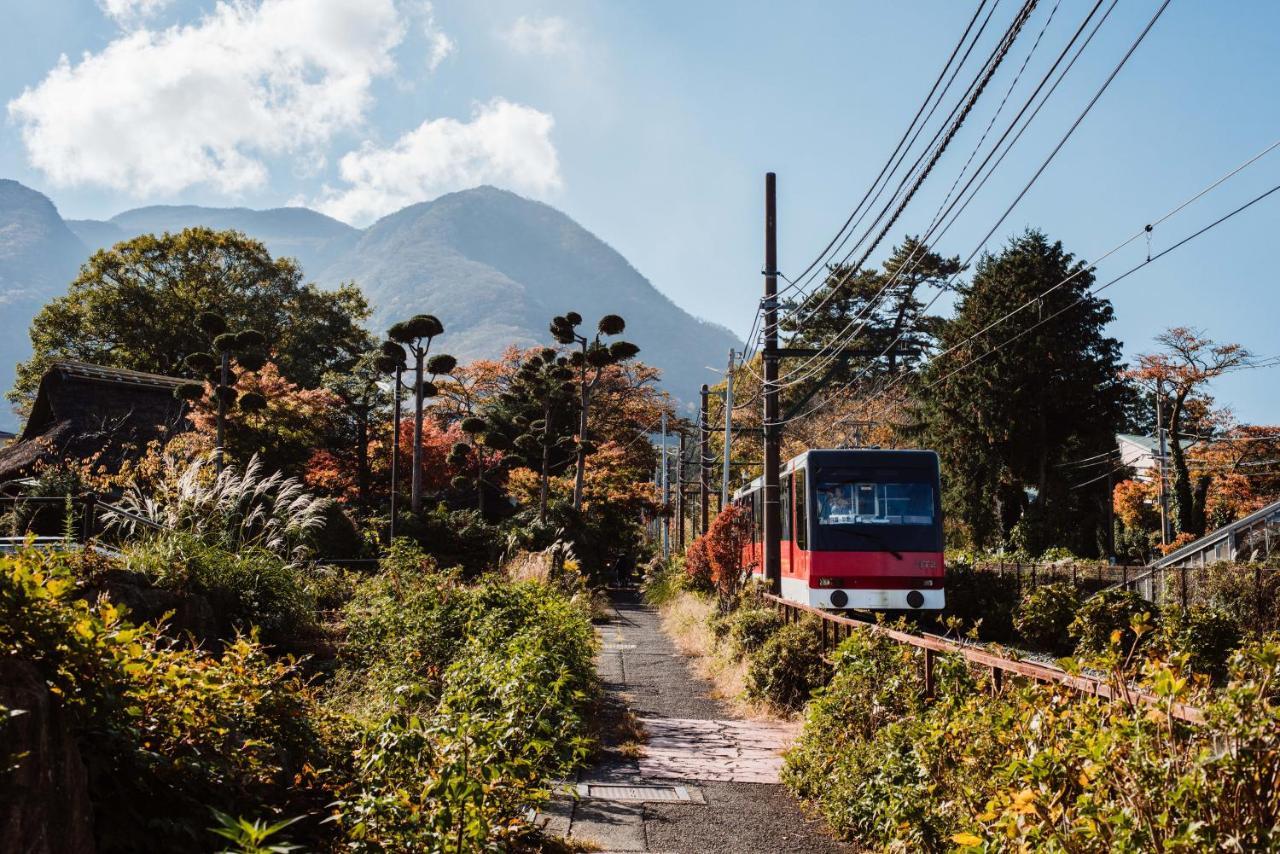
[
  {"left": 704, "top": 504, "right": 755, "bottom": 610},
  {"left": 1128, "top": 327, "right": 1255, "bottom": 537}
]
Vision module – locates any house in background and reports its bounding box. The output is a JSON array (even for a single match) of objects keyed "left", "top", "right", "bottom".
[
  {"left": 1116, "top": 433, "right": 1160, "bottom": 479},
  {"left": 0, "top": 361, "right": 189, "bottom": 487}
]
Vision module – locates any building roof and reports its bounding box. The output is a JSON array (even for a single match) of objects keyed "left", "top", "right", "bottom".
[{"left": 0, "top": 360, "right": 190, "bottom": 483}]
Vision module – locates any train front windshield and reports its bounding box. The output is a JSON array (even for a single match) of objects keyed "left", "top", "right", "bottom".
[
  {"left": 809, "top": 464, "right": 943, "bottom": 552},
  {"left": 816, "top": 481, "right": 935, "bottom": 526}
]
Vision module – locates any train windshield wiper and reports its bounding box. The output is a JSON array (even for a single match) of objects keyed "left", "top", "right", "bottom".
[{"left": 845, "top": 529, "right": 902, "bottom": 559}]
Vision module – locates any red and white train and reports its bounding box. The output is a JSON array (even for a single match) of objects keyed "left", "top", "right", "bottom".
[{"left": 733, "top": 448, "right": 945, "bottom": 610}]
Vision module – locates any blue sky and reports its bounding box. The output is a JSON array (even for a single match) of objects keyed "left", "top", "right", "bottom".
[{"left": 3, "top": 1, "right": 1279, "bottom": 422}]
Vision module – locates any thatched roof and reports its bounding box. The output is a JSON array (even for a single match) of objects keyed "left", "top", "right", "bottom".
[{"left": 0, "top": 360, "right": 189, "bottom": 484}]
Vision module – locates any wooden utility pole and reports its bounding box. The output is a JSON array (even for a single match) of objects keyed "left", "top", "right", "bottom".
[
  {"left": 389, "top": 365, "right": 402, "bottom": 542},
  {"left": 699, "top": 384, "right": 710, "bottom": 535},
  {"left": 762, "top": 172, "right": 781, "bottom": 595},
  {"left": 1156, "top": 379, "right": 1171, "bottom": 545},
  {"left": 721, "top": 348, "right": 735, "bottom": 509},
  {"left": 676, "top": 431, "right": 686, "bottom": 550},
  {"left": 661, "top": 412, "right": 669, "bottom": 561}
]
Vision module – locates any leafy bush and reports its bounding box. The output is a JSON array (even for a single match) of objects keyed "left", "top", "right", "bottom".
[
  {"left": 2, "top": 540, "right": 600, "bottom": 852},
  {"left": 745, "top": 619, "right": 831, "bottom": 711},
  {"left": 124, "top": 531, "right": 314, "bottom": 641},
  {"left": 728, "top": 606, "right": 782, "bottom": 656},
  {"left": 1158, "top": 606, "right": 1242, "bottom": 680},
  {"left": 642, "top": 556, "right": 687, "bottom": 606},
  {"left": 1013, "top": 581, "right": 1081, "bottom": 654},
  {"left": 1070, "top": 588, "right": 1156, "bottom": 655},
  {"left": 683, "top": 534, "right": 714, "bottom": 593},
  {"left": 704, "top": 505, "right": 753, "bottom": 608},
  {"left": 333, "top": 559, "right": 597, "bottom": 850},
  {"left": 785, "top": 604, "right": 1280, "bottom": 852},
  {"left": 0, "top": 548, "right": 345, "bottom": 853},
  {"left": 1198, "top": 561, "right": 1280, "bottom": 634}
]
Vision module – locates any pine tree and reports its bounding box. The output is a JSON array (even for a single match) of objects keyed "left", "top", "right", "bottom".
[{"left": 913, "top": 230, "right": 1133, "bottom": 555}]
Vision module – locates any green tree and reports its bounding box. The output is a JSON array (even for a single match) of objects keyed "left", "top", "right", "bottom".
[
  {"left": 482, "top": 349, "right": 579, "bottom": 524},
  {"left": 781, "top": 237, "right": 961, "bottom": 383},
  {"left": 549, "top": 312, "right": 640, "bottom": 511},
  {"left": 913, "top": 230, "right": 1132, "bottom": 555},
  {"left": 12, "top": 227, "right": 372, "bottom": 409},
  {"left": 322, "top": 350, "right": 392, "bottom": 504}
]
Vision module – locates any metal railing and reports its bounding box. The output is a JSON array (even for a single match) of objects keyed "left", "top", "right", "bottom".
[{"left": 762, "top": 593, "right": 1204, "bottom": 725}]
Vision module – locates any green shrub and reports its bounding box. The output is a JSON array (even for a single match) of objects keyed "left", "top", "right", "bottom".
[
  {"left": 1069, "top": 588, "right": 1156, "bottom": 655},
  {"left": 642, "top": 556, "right": 687, "bottom": 606},
  {"left": 942, "top": 560, "right": 1018, "bottom": 641},
  {"left": 0, "top": 547, "right": 347, "bottom": 853},
  {"left": 784, "top": 596, "right": 1280, "bottom": 852},
  {"left": 1198, "top": 561, "right": 1280, "bottom": 634},
  {"left": 1158, "top": 606, "right": 1242, "bottom": 680},
  {"left": 745, "top": 619, "right": 831, "bottom": 711},
  {"left": 123, "top": 531, "right": 314, "bottom": 641},
  {"left": 728, "top": 606, "right": 782, "bottom": 656},
  {"left": 1013, "top": 581, "right": 1082, "bottom": 654}
]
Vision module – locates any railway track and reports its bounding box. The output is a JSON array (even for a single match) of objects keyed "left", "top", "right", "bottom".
[{"left": 762, "top": 593, "right": 1205, "bottom": 724}]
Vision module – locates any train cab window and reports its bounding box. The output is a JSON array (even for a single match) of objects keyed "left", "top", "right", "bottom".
[
  {"left": 794, "top": 469, "right": 807, "bottom": 549},
  {"left": 816, "top": 481, "right": 935, "bottom": 526}
]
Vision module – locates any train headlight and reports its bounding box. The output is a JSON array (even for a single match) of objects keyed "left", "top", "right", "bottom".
[
  {"left": 829, "top": 590, "right": 849, "bottom": 608},
  {"left": 906, "top": 590, "right": 925, "bottom": 609}
]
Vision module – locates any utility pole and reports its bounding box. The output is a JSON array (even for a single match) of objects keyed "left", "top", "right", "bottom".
[
  {"left": 676, "top": 431, "right": 686, "bottom": 550},
  {"left": 661, "top": 411, "right": 669, "bottom": 561},
  {"left": 389, "top": 364, "right": 402, "bottom": 542},
  {"left": 761, "top": 172, "right": 781, "bottom": 595},
  {"left": 721, "top": 348, "right": 735, "bottom": 509},
  {"left": 700, "top": 384, "right": 710, "bottom": 535},
  {"left": 1155, "top": 379, "right": 1171, "bottom": 546}
]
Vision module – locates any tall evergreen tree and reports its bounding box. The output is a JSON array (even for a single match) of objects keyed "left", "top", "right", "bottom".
[
  {"left": 913, "top": 230, "right": 1132, "bottom": 555},
  {"left": 781, "top": 236, "right": 961, "bottom": 384}
]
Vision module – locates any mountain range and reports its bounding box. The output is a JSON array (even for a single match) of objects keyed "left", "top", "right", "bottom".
[{"left": 0, "top": 180, "right": 739, "bottom": 431}]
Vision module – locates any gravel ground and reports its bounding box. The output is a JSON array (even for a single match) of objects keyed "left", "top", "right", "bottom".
[{"left": 544, "top": 590, "right": 853, "bottom": 854}]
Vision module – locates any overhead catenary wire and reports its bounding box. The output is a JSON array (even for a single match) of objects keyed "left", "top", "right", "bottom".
[
  {"left": 772, "top": 0, "right": 1112, "bottom": 393},
  {"left": 777, "top": 0, "right": 1038, "bottom": 340},
  {"left": 775, "top": 0, "right": 1000, "bottom": 304}
]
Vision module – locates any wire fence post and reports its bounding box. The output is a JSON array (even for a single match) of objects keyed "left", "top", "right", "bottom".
[
  {"left": 923, "top": 648, "right": 936, "bottom": 700},
  {"left": 1180, "top": 564, "right": 1189, "bottom": 609}
]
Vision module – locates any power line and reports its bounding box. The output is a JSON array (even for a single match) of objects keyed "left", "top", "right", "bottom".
[
  {"left": 777, "top": 0, "right": 1030, "bottom": 330},
  {"left": 772, "top": 0, "right": 1113, "bottom": 393},
  {"left": 776, "top": 0, "right": 1000, "bottom": 304}
]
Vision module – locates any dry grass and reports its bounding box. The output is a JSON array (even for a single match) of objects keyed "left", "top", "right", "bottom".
[{"left": 657, "top": 591, "right": 787, "bottom": 721}]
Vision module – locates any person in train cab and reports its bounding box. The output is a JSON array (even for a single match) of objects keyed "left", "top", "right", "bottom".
[{"left": 819, "top": 486, "right": 851, "bottom": 520}]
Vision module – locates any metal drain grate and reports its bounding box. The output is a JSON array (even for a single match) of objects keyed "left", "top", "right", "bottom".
[
  {"left": 600, "top": 643, "right": 637, "bottom": 651},
  {"left": 575, "top": 783, "right": 704, "bottom": 803}
]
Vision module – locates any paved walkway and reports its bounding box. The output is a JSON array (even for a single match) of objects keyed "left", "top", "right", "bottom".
[{"left": 543, "top": 591, "right": 851, "bottom": 853}]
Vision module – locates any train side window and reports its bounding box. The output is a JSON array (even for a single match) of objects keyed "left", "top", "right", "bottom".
[
  {"left": 780, "top": 474, "right": 791, "bottom": 541},
  {"left": 794, "top": 468, "right": 807, "bottom": 550}
]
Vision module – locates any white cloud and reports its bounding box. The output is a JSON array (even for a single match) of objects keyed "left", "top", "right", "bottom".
[
  {"left": 98, "top": 0, "right": 171, "bottom": 27},
  {"left": 9, "top": 0, "right": 406, "bottom": 196},
  {"left": 499, "top": 15, "right": 572, "bottom": 56},
  {"left": 317, "top": 98, "right": 562, "bottom": 224},
  {"left": 416, "top": 1, "right": 455, "bottom": 72}
]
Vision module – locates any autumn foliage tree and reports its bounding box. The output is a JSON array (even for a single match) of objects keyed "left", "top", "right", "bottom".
[
  {"left": 703, "top": 504, "right": 754, "bottom": 610},
  {"left": 1129, "top": 327, "right": 1256, "bottom": 537}
]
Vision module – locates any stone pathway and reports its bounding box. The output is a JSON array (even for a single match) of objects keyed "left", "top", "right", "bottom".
[{"left": 542, "top": 591, "right": 850, "bottom": 853}]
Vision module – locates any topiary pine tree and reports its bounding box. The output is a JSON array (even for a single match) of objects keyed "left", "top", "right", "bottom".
[
  {"left": 549, "top": 312, "right": 640, "bottom": 512},
  {"left": 446, "top": 415, "right": 510, "bottom": 516},
  {"left": 386, "top": 314, "right": 454, "bottom": 513},
  {"left": 482, "top": 349, "right": 579, "bottom": 524},
  {"left": 175, "top": 311, "right": 269, "bottom": 472},
  {"left": 323, "top": 350, "right": 392, "bottom": 504}
]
